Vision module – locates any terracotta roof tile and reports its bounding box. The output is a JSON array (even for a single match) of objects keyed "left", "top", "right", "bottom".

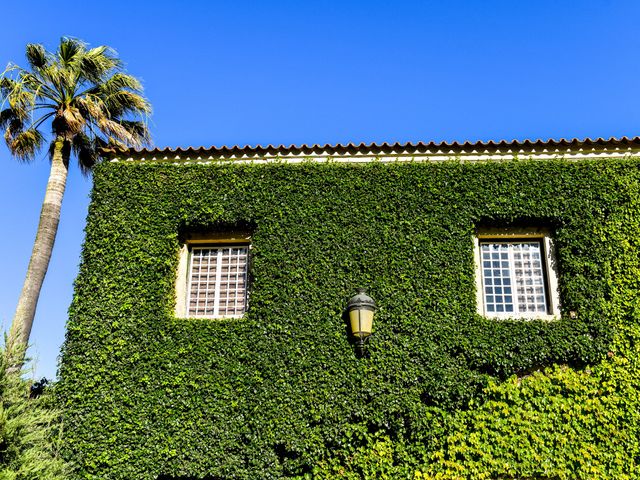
[{"left": 117, "top": 136, "right": 640, "bottom": 159}]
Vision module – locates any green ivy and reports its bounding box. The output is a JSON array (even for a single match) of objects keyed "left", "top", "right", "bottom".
[{"left": 58, "top": 158, "right": 640, "bottom": 478}]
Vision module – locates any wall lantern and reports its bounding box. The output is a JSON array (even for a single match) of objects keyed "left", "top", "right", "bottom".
[{"left": 347, "top": 288, "right": 376, "bottom": 357}]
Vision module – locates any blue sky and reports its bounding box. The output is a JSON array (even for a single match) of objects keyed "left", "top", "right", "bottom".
[{"left": 1, "top": 0, "right": 638, "bottom": 379}]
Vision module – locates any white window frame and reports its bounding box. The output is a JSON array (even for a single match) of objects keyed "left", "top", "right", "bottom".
[
  {"left": 474, "top": 227, "right": 560, "bottom": 320},
  {"left": 175, "top": 232, "right": 251, "bottom": 319}
]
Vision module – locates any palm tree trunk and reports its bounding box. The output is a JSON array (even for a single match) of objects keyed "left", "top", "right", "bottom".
[{"left": 7, "top": 136, "right": 69, "bottom": 366}]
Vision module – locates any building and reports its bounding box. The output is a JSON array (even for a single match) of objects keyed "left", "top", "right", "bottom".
[{"left": 59, "top": 137, "right": 640, "bottom": 479}]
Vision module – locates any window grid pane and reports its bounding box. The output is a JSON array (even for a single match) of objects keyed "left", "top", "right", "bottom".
[
  {"left": 512, "top": 242, "right": 547, "bottom": 313},
  {"left": 481, "top": 241, "right": 547, "bottom": 316},
  {"left": 188, "top": 246, "right": 248, "bottom": 317}
]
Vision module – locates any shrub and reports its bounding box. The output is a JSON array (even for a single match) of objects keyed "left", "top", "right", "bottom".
[{"left": 0, "top": 345, "right": 68, "bottom": 479}]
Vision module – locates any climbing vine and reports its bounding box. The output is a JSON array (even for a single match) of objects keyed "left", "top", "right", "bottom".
[{"left": 59, "top": 158, "right": 640, "bottom": 478}]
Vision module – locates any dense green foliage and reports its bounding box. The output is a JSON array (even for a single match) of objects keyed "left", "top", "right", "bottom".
[
  {"left": 0, "top": 348, "right": 68, "bottom": 479},
  {"left": 59, "top": 158, "right": 640, "bottom": 478}
]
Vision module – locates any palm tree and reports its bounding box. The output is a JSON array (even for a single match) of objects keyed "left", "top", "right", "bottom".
[{"left": 0, "top": 38, "right": 151, "bottom": 364}]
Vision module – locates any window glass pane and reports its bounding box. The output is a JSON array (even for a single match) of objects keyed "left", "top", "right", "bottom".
[
  {"left": 481, "top": 240, "right": 548, "bottom": 316},
  {"left": 481, "top": 243, "right": 515, "bottom": 314},
  {"left": 512, "top": 242, "right": 547, "bottom": 315},
  {"left": 187, "top": 245, "right": 249, "bottom": 317}
]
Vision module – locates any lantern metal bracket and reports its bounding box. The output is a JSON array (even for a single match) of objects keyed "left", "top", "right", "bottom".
[{"left": 354, "top": 335, "right": 372, "bottom": 358}]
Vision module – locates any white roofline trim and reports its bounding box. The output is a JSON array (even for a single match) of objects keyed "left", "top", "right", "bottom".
[{"left": 110, "top": 148, "right": 640, "bottom": 165}]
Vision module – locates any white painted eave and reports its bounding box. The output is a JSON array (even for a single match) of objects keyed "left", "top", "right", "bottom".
[{"left": 110, "top": 144, "right": 640, "bottom": 165}]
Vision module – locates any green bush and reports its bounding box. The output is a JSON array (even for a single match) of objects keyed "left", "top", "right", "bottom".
[
  {"left": 59, "top": 158, "right": 640, "bottom": 478},
  {"left": 0, "top": 347, "right": 68, "bottom": 479}
]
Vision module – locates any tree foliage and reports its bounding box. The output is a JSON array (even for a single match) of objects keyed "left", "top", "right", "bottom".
[{"left": 0, "top": 345, "right": 68, "bottom": 479}]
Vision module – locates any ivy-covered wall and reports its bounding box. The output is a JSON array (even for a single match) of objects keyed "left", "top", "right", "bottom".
[{"left": 58, "top": 158, "right": 640, "bottom": 479}]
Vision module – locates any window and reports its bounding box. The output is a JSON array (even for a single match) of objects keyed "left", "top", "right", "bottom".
[
  {"left": 474, "top": 228, "right": 560, "bottom": 319},
  {"left": 175, "top": 232, "right": 250, "bottom": 318}
]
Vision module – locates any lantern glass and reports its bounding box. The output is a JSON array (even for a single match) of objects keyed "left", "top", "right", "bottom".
[{"left": 349, "top": 307, "right": 374, "bottom": 338}]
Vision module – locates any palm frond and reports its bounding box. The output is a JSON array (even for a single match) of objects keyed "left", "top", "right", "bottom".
[
  {"left": 104, "top": 136, "right": 128, "bottom": 151},
  {"left": 0, "top": 76, "right": 15, "bottom": 95},
  {"left": 25, "top": 44, "right": 50, "bottom": 70},
  {"left": 57, "top": 38, "right": 84, "bottom": 68},
  {"left": 19, "top": 73, "right": 59, "bottom": 104},
  {"left": 119, "top": 120, "right": 151, "bottom": 146},
  {"left": 6, "top": 87, "right": 36, "bottom": 119},
  {"left": 73, "top": 96, "right": 107, "bottom": 122},
  {"left": 0, "top": 108, "right": 20, "bottom": 130},
  {"left": 37, "top": 64, "right": 66, "bottom": 99},
  {"left": 3, "top": 116, "right": 24, "bottom": 144},
  {"left": 0, "top": 77, "right": 20, "bottom": 107},
  {"left": 88, "top": 72, "right": 143, "bottom": 96},
  {"left": 52, "top": 107, "right": 85, "bottom": 137},
  {"left": 71, "top": 133, "right": 99, "bottom": 175},
  {"left": 97, "top": 117, "right": 136, "bottom": 146},
  {"left": 103, "top": 90, "right": 151, "bottom": 118},
  {"left": 7, "top": 128, "right": 44, "bottom": 162},
  {"left": 78, "top": 46, "right": 121, "bottom": 83}
]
